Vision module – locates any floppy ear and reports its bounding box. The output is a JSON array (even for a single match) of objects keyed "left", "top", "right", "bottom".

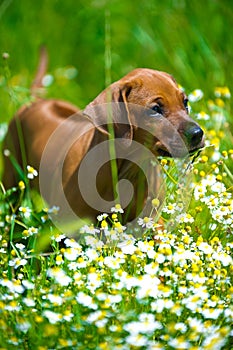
[{"left": 83, "top": 82, "right": 134, "bottom": 146}]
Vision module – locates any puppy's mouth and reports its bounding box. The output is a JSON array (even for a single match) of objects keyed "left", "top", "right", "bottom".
[
  {"left": 154, "top": 139, "right": 205, "bottom": 158},
  {"left": 156, "top": 148, "right": 172, "bottom": 158},
  {"left": 188, "top": 146, "right": 204, "bottom": 157}
]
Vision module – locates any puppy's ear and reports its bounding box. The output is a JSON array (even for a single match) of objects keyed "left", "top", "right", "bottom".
[
  {"left": 83, "top": 82, "right": 134, "bottom": 146},
  {"left": 111, "top": 82, "right": 134, "bottom": 145}
]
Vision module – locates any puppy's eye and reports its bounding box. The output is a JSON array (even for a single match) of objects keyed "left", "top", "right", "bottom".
[
  {"left": 150, "top": 104, "right": 163, "bottom": 116},
  {"left": 184, "top": 98, "right": 189, "bottom": 112}
]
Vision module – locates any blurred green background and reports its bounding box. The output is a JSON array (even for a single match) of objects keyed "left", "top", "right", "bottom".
[{"left": 0, "top": 0, "right": 232, "bottom": 120}]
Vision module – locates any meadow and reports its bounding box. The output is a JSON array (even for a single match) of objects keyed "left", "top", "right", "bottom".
[{"left": 0, "top": 0, "right": 233, "bottom": 349}]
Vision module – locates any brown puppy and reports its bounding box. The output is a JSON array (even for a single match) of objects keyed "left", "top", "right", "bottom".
[{"left": 2, "top": 55, "right": 204, "bottom": 224}]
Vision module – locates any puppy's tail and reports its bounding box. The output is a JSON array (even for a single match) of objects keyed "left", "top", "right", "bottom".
[{"left": 31, "top": 45, "right": 48, "bottom": 98}]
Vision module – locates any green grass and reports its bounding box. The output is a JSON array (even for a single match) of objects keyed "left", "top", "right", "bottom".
[
  {"left": 0, "top": 1, "right": 233, "bottom": 113},
  {"left": 0, "top": 1, "right": 233, "bottom": 349}
]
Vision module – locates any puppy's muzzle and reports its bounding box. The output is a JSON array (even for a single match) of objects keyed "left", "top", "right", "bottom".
[{"left": 154, "top": 121, "right": 205, "bottom": 158}]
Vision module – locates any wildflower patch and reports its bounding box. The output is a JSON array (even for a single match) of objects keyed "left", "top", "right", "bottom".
[{"left": 0, "top": 88, "right": 233, "bottom": 349}]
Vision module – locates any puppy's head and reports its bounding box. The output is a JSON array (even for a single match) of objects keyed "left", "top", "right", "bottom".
[{"left": 84, "top": 68, "right": 205, "bottom": 157}]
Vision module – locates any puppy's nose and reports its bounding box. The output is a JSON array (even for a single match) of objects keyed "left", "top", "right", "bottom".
[{"left": 184, "top": 125, "right": 204, "bottom": 147}]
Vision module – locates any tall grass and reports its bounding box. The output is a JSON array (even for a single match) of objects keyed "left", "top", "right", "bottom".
[{"left": 0, "top": 0, "right": 233, "bottom": 114}]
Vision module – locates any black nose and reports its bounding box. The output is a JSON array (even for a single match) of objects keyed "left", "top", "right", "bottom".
[{"left": 184, "top": 125, "right": 204, "bottom": 147}]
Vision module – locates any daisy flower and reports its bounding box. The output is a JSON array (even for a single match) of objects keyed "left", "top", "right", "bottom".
[
  {"left": 22, "top": 226, "right": 38, "bottom": 239},
  {"left": 26, "top": 165, "right": 38, "bottom": 179},
  {"left": 8, "top": 258, "right": 28, "bottom": 269},
  {"left": 48, "top": 206, "right": 60, "bottom": 215},
  {"left": 97, "top": 213, "right": 108, "bottom": 221},
  {"left": 76, "top": 292, "right": 97, "bottom": 309},
  {"left": 162, "top": 203, "right": 176, "bottom": 214},
  {"left": 19, "top": 206, "right": 31, "bottom": 218},
  {"left": 188, "top": 89, "right": 204, "bottom": 102},
  {"left": 118, "top": 240, "right": 136, "bottom": 255},
  {"left": 214, "top": 86, "right": 231, "bottom": 98},
  {"left": 43, "top": 310, "right": 62, "bottom": 324},
  {"left": 47, "top": 267, "right": 72, "bottom": 286},
  {"left": 111, "top": 204, "right": 124, "bottom": 213},
  {"left": 80, "top": 225, "right": 100, "bottom": 235},
  {"left": 137, "top": 217, "right": 154, "bottom": 229}
]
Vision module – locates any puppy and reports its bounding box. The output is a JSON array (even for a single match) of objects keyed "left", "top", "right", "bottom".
[{"left": 2, "top": 52, "right": 204, "bottom": 225}]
